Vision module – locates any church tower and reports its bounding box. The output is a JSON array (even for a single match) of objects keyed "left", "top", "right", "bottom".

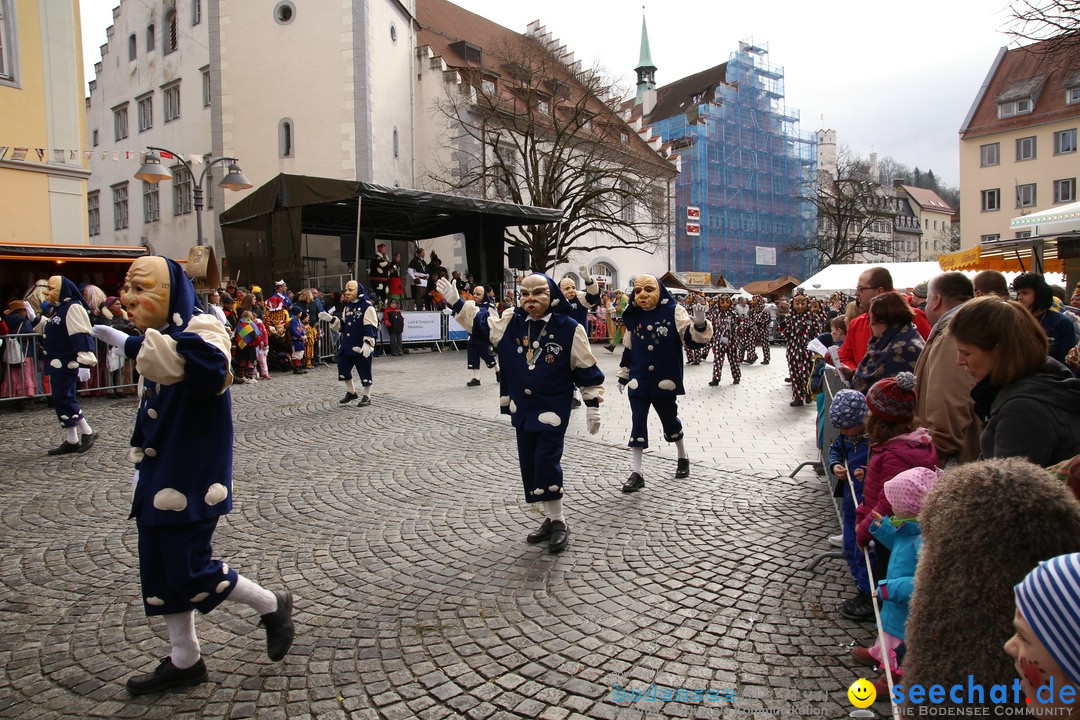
[{"left": 634, "top": 12, "right": 657, "bottom": 113}]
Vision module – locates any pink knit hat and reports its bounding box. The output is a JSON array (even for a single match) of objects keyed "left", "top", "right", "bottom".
[{"left": 883, "top": 466, "right": 941, "bottom": 517}]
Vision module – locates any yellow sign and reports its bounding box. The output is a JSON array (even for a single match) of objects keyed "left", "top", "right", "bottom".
[
  {"left": 937, "top": 246, "right": 981, "bottom": 271},
  {"left": 685, "top": 271, "right": 712, "bottom": 285},
  {"left": 937, "top": 246, "right": 1064, "bottom": 273}
]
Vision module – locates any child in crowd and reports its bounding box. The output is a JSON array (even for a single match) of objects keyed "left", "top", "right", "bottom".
[
  {"left": 853, "top": 467, "right": 941, "bottom": 693},
  {"left": 383, "top": 299, "right": 404, "bottom": 357},
  {"left": 811, "top": 316, "right": 848, "bottom": 448},
  {"left": 288, "top": 310, "right": 307, "bottom": 375},
  {"left": 1006, "top": 552, "right": 1080, "bottom": 714},
  {"left": 829, "top": 389, "right": 873, "bottom": 622},
  {"left": 855, "top": 372, "right": 938, "bottom": 604},
  {"left": 253, "top": 312, "right": 271, "bottom": 379},
  {"left": 233, "top": 310, "right": 261, "bottom": 383}
]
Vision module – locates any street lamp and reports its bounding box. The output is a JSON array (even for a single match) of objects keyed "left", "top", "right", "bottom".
[{"left": 134, "top": 146, "right": 253, "bottom": 246}]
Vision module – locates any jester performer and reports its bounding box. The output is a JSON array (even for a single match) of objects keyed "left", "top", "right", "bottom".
[
  {"left": 743, "top": 295, "right": 772, "bottom": 365},
  {"left": 437, "top": 273, "right": 604, "bottom": 554},
  {"left": 779, "top": 292, "right": 818, "bottom": 407},
  {"left": 263, "top": 295, "right": 290, "bottom": 370},
  {"left": 38, "top": 275, "right": 98, "bottom": 455},
  {"left": 616, "top": 274, "right": 713, "bottom": 493},
  {"left": 707, "top": 293, "right": 741, "bottom": 386},
  {"left": 320, "top": 280, "right": 378, "bottom": 406},
  {"left": 90, "top": 256, "right": 293, "bottom": 695},
  {"left": 560, "top": 265, "right": 601, "bottom": 408},
  {"left": 464, "top": 284, "right": 498, "bottom": 387},
  {"left": 288, "top": 310, "right": 307, "bottom": 375}
]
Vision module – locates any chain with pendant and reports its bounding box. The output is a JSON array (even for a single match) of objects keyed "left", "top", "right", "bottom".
[{"left": 520, "top": 321, "right": 548, "bottom": 366}]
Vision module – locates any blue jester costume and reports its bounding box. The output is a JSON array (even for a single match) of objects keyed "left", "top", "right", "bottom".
[
  {"left": 334, "top": 282, "right": 379, "bottom": 387},
  {"left": 39, "top": 277, "right": 97, "bottom": 433},
  {"left": 466, "top": 293, "right": 497, "bottom": 373}
]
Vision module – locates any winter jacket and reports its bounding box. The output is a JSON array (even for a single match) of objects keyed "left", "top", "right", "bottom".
[
  {"left": 976, "top": 357, "right": 1080, "bottom": 467},
  {"left": 914, "top": 309, "right": 980, "bottom": 465},
  {"left": 856, "top": 428, "right": 938, "bottom": 548},
  {"left": 1037, "top": 308, "right": 1078, "bottom": 366},
  {"left": 827, "top": 433, "right": 870, "bottom": 497},
  {"left": 869, "top": 519, "right": 922, "bottom": 639},
  {"left": 851, "top": 322, "right": 925, "bottom": 395}
]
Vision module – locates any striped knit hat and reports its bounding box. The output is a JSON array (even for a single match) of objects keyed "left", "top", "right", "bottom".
[
  {"left": 866, "top": 372, "right": 917, "bottom": 423},
  {"left": 1014, "top": 552, "right": 1080, "bottom": 685}
]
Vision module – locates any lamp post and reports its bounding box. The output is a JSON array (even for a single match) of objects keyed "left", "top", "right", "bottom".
[{"left": 134, "top": 146, "right": 252, "bottom": 247}]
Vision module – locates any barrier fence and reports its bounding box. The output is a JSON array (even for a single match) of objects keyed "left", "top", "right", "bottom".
[{"left": 0, "top": 332, "right": 139, "bottom": 404}]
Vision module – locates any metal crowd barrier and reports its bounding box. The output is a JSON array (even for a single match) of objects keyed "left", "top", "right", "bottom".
[
  {"left": 802, "top": 364, "right": 849, "bottom": 571},
  {"left": 0, "top": 331, "right": 139, "bottom": 404}
]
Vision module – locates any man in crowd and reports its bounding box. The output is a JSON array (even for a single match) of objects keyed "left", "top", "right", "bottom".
[
  {"left": 973, "top": 270, "right": 1010, "bottom": 298},
  {"left": 407, "top": 248, "right": 429, "bottom": 310},
  {"left": 837, "top": 267, "right": 931, "bottom": 379}
]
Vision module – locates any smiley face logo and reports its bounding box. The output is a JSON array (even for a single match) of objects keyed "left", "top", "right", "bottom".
[{"left": 848, "top": 678, "right": 876, "bottom": 708}]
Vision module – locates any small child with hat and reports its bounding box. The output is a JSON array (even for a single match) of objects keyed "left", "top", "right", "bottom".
[
  {"left": 1006, "top": 552, "right": 1080, "bottom": 711},
  {"left": 828, "top": 389, "right": 874, "bottom": 622},
  {"left": 853, "top": 466, "right": 942, "bottom": 693}
]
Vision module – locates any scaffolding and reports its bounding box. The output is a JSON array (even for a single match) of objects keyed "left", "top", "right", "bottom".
[{"left": 651, "top": 42, "right": 818, "bottom": 287}]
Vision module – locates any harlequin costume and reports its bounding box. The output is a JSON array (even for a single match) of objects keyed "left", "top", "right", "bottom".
[
  {"left": 303, "top": 319, "right": 318, "bottom": 369},
  {"left": 323, "top": 280, "right": 378, "bottom": 406},
  {"left": 441, "top": 273, "right": 604, "bottom": 554},
  {"left": 616, "top": 275, "right": 713, "bottom": 492},
  {"left": 263, "top": 296, "right": 290, "bottom": 367},
  {"left": 708, "top": 295, "right": 741, "bottom": 385},
  {"left": 780, "top": 294, "right": 818, "bottom": 406},
  {"left": 88, "top": 257, "right": 293, "bottom": 695},
  {"left": 743, "top": 296, "right": 771, "bottom": 364},
  {"left": 367, "top": 246, "right": 391, "bottom": 301},
  {"left": 37, "top": 276, "right": 98, "bottom": 455}
]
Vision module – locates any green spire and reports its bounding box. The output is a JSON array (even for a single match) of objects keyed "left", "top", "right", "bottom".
[
  {"left": 636, "top": 13, "right": 655, "bottom": 72},
  {"left": 635, "top": 10, "right": 656, "bottom": 104}
]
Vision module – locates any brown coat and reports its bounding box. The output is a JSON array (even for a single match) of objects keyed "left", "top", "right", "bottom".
[
  {"left": 914, "top": 313, "right": 981, "bottom": 465},
  {"left": 903, "top": 458, "right": 1080, "bottom": 708}
]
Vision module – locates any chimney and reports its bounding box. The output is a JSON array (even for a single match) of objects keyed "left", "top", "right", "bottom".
[{"left": 642, "top": 88, "right": 656, "bottom": 117}]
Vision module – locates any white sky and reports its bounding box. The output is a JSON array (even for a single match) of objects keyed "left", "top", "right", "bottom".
[{"left": 79, "top": 0, "right": 1020, "bottom": 187}]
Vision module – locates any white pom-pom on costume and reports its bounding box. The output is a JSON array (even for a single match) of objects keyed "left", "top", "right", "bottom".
[
  {"left": 552, "top": 299, "right": 560, "bottom": 306},
  {"left": 153, "top": 488, "right": 188, "bottom": 512},
  {"left": 661, "top": 298, "right": 669, "bottom": 304},
  {"left": 222, "top": 563, "right": 228, "bottom": 575},
  {"left": 204, "top": 484, "right": 229, "bottom": 505},
  {"left": 216, "top": 580, "right": 231, "bottom": 593},
  {"left": 144, "top": 447, "right": 158, "bottom": 457},
  {"left": 60, "top": 415, "right": 68, "bottom": 421},
  {"left": 509, "top": 400, "right": 517, "bottom": 413},
  {"left": 658, "top": 379, "right": 677, "bottom": 390},
  {"left": 189, "top": 592, "right": 209, "bottom": 603},
  {"left": 524, "top": 389, "right": 532, "bottom": 395},
  {"left": 128, "top": 447, "right": 145, "bottom": 463},
  {"left": 548, "top": 485, "right": 560, "bottom": 492},
  {"left": 352, "top": 346, "right": 363, "bottom": 353},
  {"left": 628, "top": 378, "right": 640, "bottom": 389},
  {"left": 499, "top": 395, "right": 510, "bottom": 406},
  {"left": 146, "top": 596, "right": 165, "bottom": 606},
  {"left": 147, "top": 408, "right": 158, "bottom": 419},
  {"left": 50, "top": 359, "right": 62, "bottom": 368},
  {"left": 537, "top": 412, "right": 561, "bottom": 426},
  {"left": 67, "top": 361, "right": 79, "bottom": 369},
  {"left": 172, "top": 313, "right": 183, "bottom": 327},
  {"left": 533, "top": 489, "right": 544, "bottom": 496}
]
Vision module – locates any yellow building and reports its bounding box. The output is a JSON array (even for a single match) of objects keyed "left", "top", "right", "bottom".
[
  {"left": 959, "top": 39, "right": 1080, "bottom": 248},
  {"left": 0, "top": 0, "right": 89, "bottom": 246}
]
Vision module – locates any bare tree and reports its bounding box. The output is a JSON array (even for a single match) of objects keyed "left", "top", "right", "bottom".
[
  {"left": 791, "top": 146, "right": 896, "bottom": 266},
  {"left": 428, "top": 35, "right": 676, "bottom": 272},
  {"left": 1007, "top": 0, "right": 1080, "bottom": 59}
]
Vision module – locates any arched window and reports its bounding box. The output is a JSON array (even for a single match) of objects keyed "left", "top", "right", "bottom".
[
  {"left": 164, "top": 11, "right": 178, "bottom": 54},
  {"left": 128, "top": 34, "right": 137, "bottom": 60},
  {"left": 591, "top": 261, "right": 617, "bottom": 290},
  {"left": 279, "top": 119, "right": 293, "bottom": 157},
  {"left": 392, "top": 127, "right": 399, "bottom": 158},
  {"left": 146, "top": 24, "right": 155, "bottom": 52}
]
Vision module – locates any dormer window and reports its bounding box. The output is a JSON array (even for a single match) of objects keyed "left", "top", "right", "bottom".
[
  {"left": 998, "top": 97, "right": 1033, "bottom": 118},
  {"left": 449, "top": 40, "right": 482, "bottom": 65}
]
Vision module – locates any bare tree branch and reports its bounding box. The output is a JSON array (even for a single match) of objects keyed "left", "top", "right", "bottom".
[{"left": 1006, "top": 0, "right": 1080, "bottom": 60}]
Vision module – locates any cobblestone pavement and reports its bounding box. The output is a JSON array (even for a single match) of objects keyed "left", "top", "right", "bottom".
[{"left": 0, "top": 344, "right": 877, "bottom": 719}]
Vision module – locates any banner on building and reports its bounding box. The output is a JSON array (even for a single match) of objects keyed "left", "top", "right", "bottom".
[
  {"left": 755, "top": 246, "right": 777, "bottom": 266},
  {"left": 685, "top": 272, "right": 711, "bottom": 285}
]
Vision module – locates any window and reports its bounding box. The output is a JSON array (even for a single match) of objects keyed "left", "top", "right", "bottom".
[
  {"left": 146, "top": 24, "right": 155, "bottom": 52},
  {"left": 980, "top": 143, "right": 999, "bottom": 167},
  {"left": 981, "top": 234, "right": 1001, "bottom": 243},
  {"left": 92, "top": 129, "right": 99, "bottom": 147},
  {"left": 163, "top": 82, "right": 180, "bottom": 123},
  {"left": 164, "top": 10, "right": 177, "bottom": 54},
  {"left": 128, "top": 33, "right": 137, "bottom": 60},
  {"left": 201, "top": 66, "right": 210, "bottom": 107},
  {"left": 112, "top": 183, "right": 129, "bottom": 230},
  {"left": 392, "top": 126, "right": 399, "bottom": 158},
  {"left": 0, "top": 0, "right": 17, "bottom": 83},
  {"left": 113, "top": 104, "right": 129, "bottom": 141},
  {"left": 1067, "top": 87, "right": 1080, "bottom": 105},
  {"left": 481, "top": 78, "right": 495, "bottom": 95},
  {"left": 1054, "top": 178, "right": 1076, "bottom": 204},
  {"left": 87, "top": 192, "right": 100, "bottom": 237},
  {"left": 1016, "top": 183, "right": 1036, "bottom": 208},
  {"left": 537, "top": 98, "right": 550, "bottom": 114},
  {"left": 619, "top": 181, "right": 635, "bottom": 223},
  {"left": 389, "top": 23, "right": 397, "bottom": 43},
  {"left": 924, "top": 218, "right": 929, "bottom": 229},
  {"left": 142, "top": 180, "right": 159, "bottom": 223},
  {"left": 1054, "top": 128, "right": 1077, "bottom": 155},
  {"left": 137, "top": 94, "right": 153, "bottom": 132},
  {"left": 998, "top": 98, "right": 1033, "bottom": 118},
  {"left": 279, "top": 119, "right": 293, "bottom": 157},
  {"left": 274, "top": 2, "right": 296, "bottom": 24},
  {"left": 1016, "top": 136, "right": 1036, "bottom": 161},
  {"left": 192, "top": 0, "right": 201, "bottom": 25},
  {"left": 981, "top": 188, "right": 1000, "bottom": 212},
  {"left": 172, "top": 165, "right": 192, "bottom": 215}
]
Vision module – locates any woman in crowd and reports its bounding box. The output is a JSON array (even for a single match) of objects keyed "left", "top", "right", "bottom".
[
  {"left": 850, "top": 291, "right": 925, "bottom": 395},
  {"left": 949, "top": 296, "right": 1080, "bottom": 467}
]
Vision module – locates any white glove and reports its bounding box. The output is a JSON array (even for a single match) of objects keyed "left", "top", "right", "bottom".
[
  {"left": 91, "top": 324, "right": 129, "bottom": 348},
  {"left": 77, "top": 367, "right": 91, "bottom": 383},
  {"left": 318, "top": 311, "right": 333, "bottom": 323},
  {"left": 692, "top": 303, "right": 707, "bottom": 327},
  {"left": 361, "top": 342, "right": 374, "bottom": 358},
  {"left": 436, "top": 277, "right": 459, "bottom": 306},
  {"left": 578, "top": 264, "right": 591, "bottom": 282},
  {"left": 585, "top": 406, "right": 600, "bottom": 435}
]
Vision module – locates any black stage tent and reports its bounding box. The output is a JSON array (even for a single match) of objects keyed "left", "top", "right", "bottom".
[{"left": 219, "top": 174, "right": 561, "bottom": 289}]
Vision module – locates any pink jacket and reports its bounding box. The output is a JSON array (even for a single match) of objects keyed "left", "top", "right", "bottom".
[{"left": 856, "top": 427, "right": 938, "bottom": 547}]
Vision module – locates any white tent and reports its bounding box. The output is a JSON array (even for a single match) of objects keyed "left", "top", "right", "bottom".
[
  {"left": 796, "top": 261, "right": 1065, "bottom": 298},
  {"left": 1010, "top": 200, "right": 1080, "bottom": 235}
]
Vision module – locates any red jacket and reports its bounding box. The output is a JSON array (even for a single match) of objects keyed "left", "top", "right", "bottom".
[
  {"left": 839, "top": 309, "right": 931, "bottom": 371},
  {"left": 856, "top": 427, "right": 938, "bottom": 547}
]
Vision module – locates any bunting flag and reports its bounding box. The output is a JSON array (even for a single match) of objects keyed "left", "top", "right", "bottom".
[
  {"left": 159, "top": 150, "right": 175, "bottom": 159},
  {"left": 84, "top": 151, "right": 93, "bottom": 159},
  {"left": 12, "top": 148, "right": 28, "bottom": 161},
  {"left": 101, "top": 151, "right": 108, "bottom": 160},
  {"left": 70, "top": 150, "right": 77, "bottom": 160},
  {"left": 53, "top": 149, "right": 65, "bottom": 162},
  {"left": 112, "top": 152, "right": 119, "bottom": 161},
  {"left": 124, "top": 150, "right": 132, "bottom": 159},
  {"left": 189, "top": 154, "right": 203, "bottom": 165},
  {"left": 0, "top": 147, "right": 7, "bottom": 160},
  {"left": 35, "top": 148, "right": 45, "bottom": 161}
]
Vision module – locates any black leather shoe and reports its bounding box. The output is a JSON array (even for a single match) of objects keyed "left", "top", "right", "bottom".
[
  {"left": 789, "top": 398, "right": 804, "bottom": 407},
  {"left": 47, "top": 441, "right": 81, "bottom": 456},
  {"left": 126, "top": 656, "right": 208, "bottom": 695},
  {"left": 548, "top": 521, "right": 568, "bottom": 554},
  {"left": 675, "top": 458, "right": 690, "bottom": 478},
  {"left": 526, "top": 518, "right": 552, "bottom": 544},
  {"left": 732, "top": 378, "right": 740, "bottom": 385},
  {"left": 78, "top": 431, "right": 96, "bottom": 453},
  {"left": 259, "top": 589, "right": 294, "bottom": 661},
  {"left": 761, "top": 360, "right": 769, "bottom": 365},
  {"left": 466, "top": 378, "right": 481, "bottom": 387},
  {"left": 622, "top": 472, "right": 645, "bottom": 493},
  {"left": 339, "top": 392, "right": 358, "bottom": 404},
  {"left": 358, "top": 396, "right": 371, "bottom": 407},
  {"left": 708, "top": 379, "right": 720, "bottom": 386}
]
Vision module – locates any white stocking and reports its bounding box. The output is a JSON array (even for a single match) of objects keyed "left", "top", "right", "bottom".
[
  {"left": 345, "top": 378, "right": 356, "bottom": 394},
  {"left": 362, "top": 385, "right": 371, "bottom": 398},
  {"left": 674, "top": 439, "right": 688, "bottom": 460},
  {"left": 76, "top": 418, "right": 93, "bottom": 436},
  {"left": 65, "top": 427, "right": 79, "bottom": 444},
  {"left": 226, "top": 574, "right": 277, "bottom": 615},
  {"left": 543, "top": 499, "right": 564, "bottom": 522},
  {"left": 164, "top": 611, "right": 201, "bottom": 669},
  {"left": 632, "top": 448, "right": 643, "bottom": 474}
]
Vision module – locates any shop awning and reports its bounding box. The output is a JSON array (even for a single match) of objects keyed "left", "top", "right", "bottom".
[
  {"left": 937, "top": 235, "right": 1076, "bottom": 274},
  {"left": 0, "top": 241, "right": 149, "bottom": 263},
  {"left": 1010, "top": 201, "right": 1080, "bottom": 235}
]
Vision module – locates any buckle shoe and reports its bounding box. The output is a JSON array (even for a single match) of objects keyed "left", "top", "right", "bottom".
[
  {"left": 622, "top": 472, "right": 645, "bottom": 493},
  {"left": 126, "top": 656, "right": 208, "bottom": 695},
  {"left": 527, "top": 518, "right": 552, "bottom": 544},
  {"left": 259, "top": 589, "right": 294, "bottom": 662},
  {"left": 547, "top": 521, "right": 568, "bottom": 554}
]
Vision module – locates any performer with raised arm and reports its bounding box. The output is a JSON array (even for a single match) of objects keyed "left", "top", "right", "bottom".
[
  {"left": 616, "top": 274, "right": 713, "bottom": 493},
  {"left": 437, "top": 273, "right": 604, "bottom": 554},
  {"left": 463, "top": 284, "right": 499, "bottom": 387},
  {"left": 319, "top": 280, "right": 378, "bottom": 406},
  {"left": 560, "top": 265, "right": 602, "bottom": 408},
  {"left": 90, "top": 256, "right": 293, "bottom": 695}
]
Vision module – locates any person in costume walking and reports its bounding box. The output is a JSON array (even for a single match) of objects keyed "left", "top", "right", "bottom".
[
  {"left": 708, "top": 294, "right": 742, "bottom": 386},
  {"left": 320, "top": 280, "right": 378, "bottom": 406},
  {"left": 464, "top": 285, "right": 499, "bottom": 386},
  {"left": 560, "top": 266, "right": 601, "bottom": 407}
]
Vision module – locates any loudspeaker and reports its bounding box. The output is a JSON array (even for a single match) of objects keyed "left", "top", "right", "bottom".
[
  {"left": 360, "top": 230, "right": 376, "bottom": 260},
  {"left": 340, "top": 231, "right": 378, "bottom": 262},
  {"left": 507, "top": 246, "right": 531, "bottom": 268},
  {"left": 339, "top": 234, "right": 356, "bottom": 263}
]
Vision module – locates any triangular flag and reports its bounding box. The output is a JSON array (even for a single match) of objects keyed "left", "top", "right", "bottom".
[
  {"left": 12, "top": 148, "right": 27, "bottom": 161},
  {"left": 53, "top": 149, "right": 65, "bottom": 162},
  {"left": 35, "top": 148, "right": 45, "bottom": 161},
  {"left": 0, "top": 147, "right": 7, "bottom": 160},
  {"left": 101, "top": 151, "right": 107, "bottom": 160},
  {"left": 159, "top": 150, "right": 175, "bottom": 159},
  {"left": 84, "top": 151, "right": 93, "bottom": 159},
  {"left": 70, "top": 150, "right": 77, "bottom": 160},
  {"left": 112, "top": 152, "right": 119, "bottom": 162},
  {"left": 189, "top": 154, "right": 204, "bottom": 165}
]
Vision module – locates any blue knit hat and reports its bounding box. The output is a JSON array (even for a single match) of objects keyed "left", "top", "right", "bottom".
[
  {"left": 829, "top": 389, "right": 868, "bottom": 430},
  {"left": 1015, "top": 552, "right": 1080, "bottom": 685}
]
